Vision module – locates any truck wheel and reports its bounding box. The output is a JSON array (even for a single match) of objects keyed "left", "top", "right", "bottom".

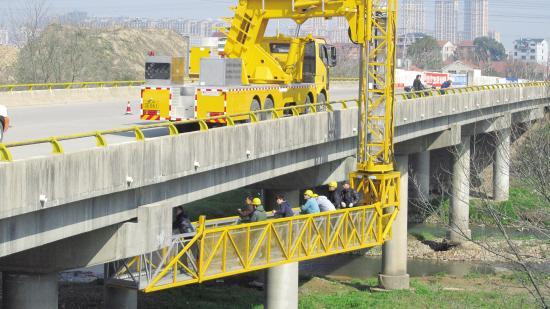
[
  {"left": 176, "top": 123, "right": 200, "bottom": 133},
  {"left": 317, "top": 93, "right": 327, "bottom": 112},
  {"left": 262, "top": 98, "right": 274, "bottom": 121},
  {"left": 303, "top": 95, "right": 312, "bottom": 114},
  {"left": 247, "top": 98, "right": 261, "bottom": 123}
]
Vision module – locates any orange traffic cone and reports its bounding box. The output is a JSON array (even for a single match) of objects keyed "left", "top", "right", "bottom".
[{"left": 125, "top": 101, "right": 133, "bottom": 115}]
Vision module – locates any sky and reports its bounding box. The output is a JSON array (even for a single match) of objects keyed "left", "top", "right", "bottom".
[{"left": 1, "top": 0, "right": 549, "bottom": 49}]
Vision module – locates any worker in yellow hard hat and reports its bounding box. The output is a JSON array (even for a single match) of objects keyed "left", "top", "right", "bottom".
[
  {"left": 301, "top": 190, "right": 320, "bottom": 214},
  {"left": 327, "top": 181, "right": 342, "bottom": 209},
  {"left": 249, "top": 197, "right": 267, "bottom": 222}
]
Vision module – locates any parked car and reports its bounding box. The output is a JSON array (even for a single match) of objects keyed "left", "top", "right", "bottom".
[{"left": 0, "top": 104, "right": 9, "bottom": 142}]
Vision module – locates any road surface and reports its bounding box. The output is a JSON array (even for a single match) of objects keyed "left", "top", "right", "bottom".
[{"left": 3, "top": 85, "right": 359, "bottom": 160}]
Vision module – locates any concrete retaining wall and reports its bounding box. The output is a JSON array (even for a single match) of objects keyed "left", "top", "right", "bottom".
[{"left": 0, "top": 87, "right": 141, "bottom": 107}]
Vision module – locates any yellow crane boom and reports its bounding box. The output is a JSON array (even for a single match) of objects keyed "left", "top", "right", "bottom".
[{"left": 109, "top": 0, "right": 401, "bottom": 292}]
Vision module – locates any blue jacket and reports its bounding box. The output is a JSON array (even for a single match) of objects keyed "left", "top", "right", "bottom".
[
  {"left": 301, "top": 198, "right": 320, "bottom": 214},
  {"left": 274, "top": 201, "right": 294, "bottom": 218}
]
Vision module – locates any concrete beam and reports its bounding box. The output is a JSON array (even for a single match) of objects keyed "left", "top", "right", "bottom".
[
  {"left": 253, "top": 157, "right": 356, "bottom": 190},
  {"left": 461, "top": 113, "right": 511, "bottom": 137},
  {"left": 396, "top": 125, "right": 460, "bottom": 154},
  {"left": 512, "top": 107, "right": 545, "bottom": 124},
  {"left": 0, "top": 202, "right": 172, "bottom": 272}
]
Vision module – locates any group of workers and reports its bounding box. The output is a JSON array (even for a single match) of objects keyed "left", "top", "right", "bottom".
[
  {"left": 172, "top": 181, "right": 362, "bottom": 233},
  {"left": 412, "top": 74, "right": 453, "bottom": 95},
  {"left": 237, "top": 182, "right": 361, "bottom": 223}
]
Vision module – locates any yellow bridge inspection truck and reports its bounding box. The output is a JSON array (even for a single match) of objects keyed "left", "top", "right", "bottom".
[{"left": 140, "top": 21, "right": 337, "bottom": 124}]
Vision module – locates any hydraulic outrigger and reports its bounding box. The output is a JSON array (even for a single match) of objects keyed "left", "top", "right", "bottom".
[{"left": 108, "top": 0, "right": 400, "bottom": 292}]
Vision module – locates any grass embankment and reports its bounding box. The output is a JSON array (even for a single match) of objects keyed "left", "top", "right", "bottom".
[
  {"left": 470, "top": 187, "right": 550, "bottom": 226},
  {"left": 135, "top": 273, "right": 542, "bottom": 309},
  {"left": 426, "top": 186, "right": 549, "bottom": 229}
]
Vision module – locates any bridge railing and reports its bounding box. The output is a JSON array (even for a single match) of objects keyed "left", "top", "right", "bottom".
[
  {"left": 2, "top": 81, "right": 548, "bottom": 162},
  {"left": 0, "top": 99, "right": 359, "bottom": 162},
  {"left": 107, "top": 203, "right": 396, "bottom": 292},
  {"left": 400, "top": 81, "right": 550, "bottom": 100},
  {"left": 0, "top": 80, "right": 145, "bottom": 92}
]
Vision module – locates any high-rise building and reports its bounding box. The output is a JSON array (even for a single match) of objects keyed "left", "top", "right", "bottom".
[
  {"left": 399, "top": 0, "right": 425, "bottom": 35},
  {"left": 488, "top": 30, "right": 501, "bottom": 43},
  {"left": 464, "top": 0, "right": 489, "bottom": 40},
  {"left": 435, "top": 0, "right": 459, "bottom": 43}
]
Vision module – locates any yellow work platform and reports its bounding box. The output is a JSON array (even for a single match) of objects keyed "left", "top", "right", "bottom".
[{"left": 107, "top": 202, "right": 398, "bottom": 293}]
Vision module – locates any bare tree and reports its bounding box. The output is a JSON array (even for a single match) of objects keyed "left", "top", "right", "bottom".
[{"left": 410, "top": 117, "right": 550, "bottom": 308}]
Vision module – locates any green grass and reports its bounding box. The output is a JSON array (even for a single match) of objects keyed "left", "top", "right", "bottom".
[
  {"left": 137, "top": 275, "right": 540, "bottom": 309},
  {"left": 470, "top": 187, "right": 549, "bottom": 226},
  {"left": 410, "top": 231, "right": 438, "bottom": 242},
  {"left": 298, "top": 279, "right": 537, "bottom": 309},
  {"left": 141, "top": 282, "right": 264, "bottom": 309}
]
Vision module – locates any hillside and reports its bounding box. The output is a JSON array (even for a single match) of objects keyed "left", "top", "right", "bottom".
[
  {"left": 11, "top": 25, "right": 188, "bottom": 84},
  {"left": 0, "top": 45, "right": 19, "bottom": 84}
]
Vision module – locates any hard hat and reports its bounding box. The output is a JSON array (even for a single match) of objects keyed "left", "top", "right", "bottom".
[
  {"left": 304, "top": 190, "right": 314, "bottom": 197},
  {"left": 252, "top": 198, "right": 262, "bottom": 205},
  {"left": 328, "top": 181, "right": 338, "bottom": 188}
]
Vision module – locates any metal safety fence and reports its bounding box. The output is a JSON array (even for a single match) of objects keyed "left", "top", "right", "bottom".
[
  {"left": 400, "top": 81, "right": 550, "bottom": 100},
  {"left": 0, "top": 80, "right": 144, "bottom": 92},
  {"left": 0, "top": 99, "right": 359, "bottom": 162},
  {"left": 1, "top": 81, "right": 548, "bottom": 162}
]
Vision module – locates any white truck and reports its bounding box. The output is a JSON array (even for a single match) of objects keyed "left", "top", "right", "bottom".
[{"left": 0, "top": 105, "right": 9, "bottom": 143}]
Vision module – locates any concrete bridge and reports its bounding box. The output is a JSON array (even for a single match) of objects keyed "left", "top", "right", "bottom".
[{"left": 0, "top": 83, "right": 549, "bottom": 308}]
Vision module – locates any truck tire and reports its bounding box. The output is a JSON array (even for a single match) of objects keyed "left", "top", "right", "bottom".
[
  {"left": 176, "top": 123, "right": 200, "bottom": 133},
  {"left": 303, "top": 95, "right": 312, "bottom": 114},
  {"left": 317, "top": 93, "right": 327, "bottom": 112},
  {"left": 247, "top": 98, "right": 261, "bottom": 123},
  {"left": 262, "top": 97, "right": 274, "bottom": 121}
]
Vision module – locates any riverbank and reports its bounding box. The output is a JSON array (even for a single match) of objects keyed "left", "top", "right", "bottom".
[
  {"left": 53, "top": 272, "right": 544, "bottom": 308},
  {"left": 364, "top": 235, "right": 549, "bottom": 265}
]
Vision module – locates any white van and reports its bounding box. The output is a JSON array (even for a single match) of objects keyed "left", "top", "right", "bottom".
[{"left": 0, "top": 105, "right": 8, "bottom": 142}]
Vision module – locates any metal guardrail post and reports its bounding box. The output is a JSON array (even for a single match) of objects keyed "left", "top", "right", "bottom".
[
  {"left": 50, "top": 138, "right": 64, "bottom": 154},
  {"left": 0, "top": 144, "right": 13, "bottom": 161}
]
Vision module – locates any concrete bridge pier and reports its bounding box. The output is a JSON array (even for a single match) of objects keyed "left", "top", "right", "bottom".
[
  {"left": 2, "top": 272, "right": 58, "bottom": 309},
  {"left": 411, "top": 151, "right": 430, "bottom": 201},
  {"left": 493, "top": 128, "right": 511, "bottom": 202},
  {"left": 264, "top": 189, "right": 299, "bottom": 309},
  {"left": 449, "top": 136, "right": 472, "bottom": 243},
  {"left": 378, "top": 154, "right": 410, "bottom": 290},
  {"left": 104, "top": 264, "right": 138, "bottom": 309},
  {"left": 265, "top": 262, "right": 299, "bottom": 309}
]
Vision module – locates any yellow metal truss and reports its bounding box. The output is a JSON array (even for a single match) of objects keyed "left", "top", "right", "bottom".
[{"left": 108, "top": 203, "right": 398, "bottom": 293}]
